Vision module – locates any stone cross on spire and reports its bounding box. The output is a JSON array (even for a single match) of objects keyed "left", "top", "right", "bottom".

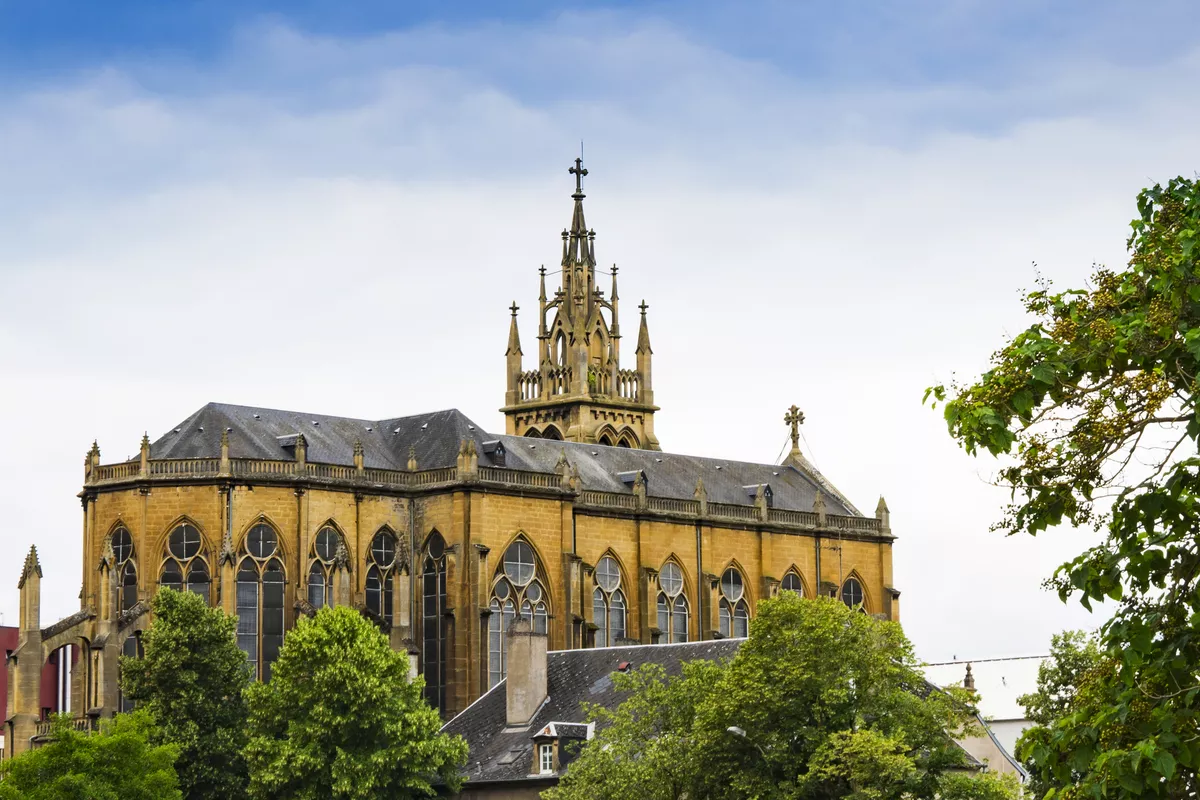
[
  {"left": 510, "top": 301, "right": 519, "bottom": 317},
  {"left": 784, "top": 404, "right": 805, "bottom": 452},
  {"left": 569, "top": 157, "right": 588, "bottom": 195}
]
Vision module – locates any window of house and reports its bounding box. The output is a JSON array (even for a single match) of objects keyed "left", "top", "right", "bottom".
[
  {"left": 487, "top": 539, "right": 550, "bottom": 687},
  {"left": 719, "top": 567, "right": 750, "bottom": 638},
  {"left": 539, "top": 743, "right": 554, "bottom": 774},
  {"left": 236, "top": 523, "right": 285, "bottom": 681},
  {"left": 111, "top": 527, "right": 139, "bottom": 612},
  {"left": 422, "top": 532, "right": 448, "bottom": 712},
  {"left": 781, "top": 571, "right": 804, "bottom": 596},
  {"left": 366, "top": 529, "right": 399, "bottom": 624},
  {"left": 841, "top": 576, "right": 865, "bottom": 609},
  {"left": 160, "top": 523, "right": 210, "bottom": 604},
  {"left": 592, "top": 555, "right": 626, "bottom": 647},
  {"left": 307, "top": 525, "right": 341, "bottom": 609},
  {"left": 656, "top": 561, "right": 688, "bottom": 643}
]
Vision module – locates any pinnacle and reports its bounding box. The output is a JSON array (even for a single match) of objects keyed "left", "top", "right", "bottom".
[{"left": 18, "top": 545, "right": 42, "bottom": 588}]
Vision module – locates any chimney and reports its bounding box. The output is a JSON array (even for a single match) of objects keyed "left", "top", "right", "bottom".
[{"left": 506, "top": 617, "right": 548, "bottom": 726}]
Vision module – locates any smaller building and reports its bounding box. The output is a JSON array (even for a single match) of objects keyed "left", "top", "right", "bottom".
[
  {"left": 923, "top": 656, "right": 1047, "bottom": 779},
  {"left": 1, "top": 620, "right": 78, "bottom": 760},
  {"left": 442, "top": 620, "right": 740, "bottom": 798}
]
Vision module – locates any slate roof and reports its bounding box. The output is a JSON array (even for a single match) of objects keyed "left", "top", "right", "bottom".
[
  {"left": 149, "top": 403, "right": 860, "bottom": 516},
  {"left": 443, "top": 639, "right": 742, "bottom": 786}
]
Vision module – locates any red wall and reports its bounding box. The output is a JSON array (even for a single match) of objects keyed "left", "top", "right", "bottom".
[{"left": 1, "top": 626, "right": 75, "bottom": 722}]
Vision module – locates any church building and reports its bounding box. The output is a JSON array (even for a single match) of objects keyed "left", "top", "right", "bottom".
[{"left": 5, "top": 159, "right": 899, "bottom": 759}]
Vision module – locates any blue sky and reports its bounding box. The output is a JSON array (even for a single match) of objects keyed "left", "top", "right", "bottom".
[{"left": 2, "top": 0, "right": 1196, "bottom": 660}]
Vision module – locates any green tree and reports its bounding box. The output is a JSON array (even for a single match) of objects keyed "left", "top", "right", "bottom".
[
  {"left": 928, "top": 176, "right": 1200, "bottom": 797},
  {"left": 243, "top": 605, "right": 468, "bottom": 800},
  {"left": 1013, "top": 631, "right": 1104, "bottom": 797},
  {"left": 120, "top": 587, "right": 252, "bottom": 800},
  {"left": 546, "top": 594, "right": 1015, "bottom": 800},
  {"left": 0, "top": 710, "right": 181, "bottom": 800}
]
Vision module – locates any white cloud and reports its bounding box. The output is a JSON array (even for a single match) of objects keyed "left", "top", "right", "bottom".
[{"left": 2, "top": 16, "right": 1195, "bottom": 659}]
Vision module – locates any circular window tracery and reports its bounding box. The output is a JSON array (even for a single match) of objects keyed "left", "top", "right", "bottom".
[
  {"left": 160, "top": 523, "right": 209, "bottom": 604},
  {"left": 503, "top": 541, "right": 536, "bottom": 586},
  {"left": 659, "top": 562, "right": 683, "bottom": 597},
  {"left": 111, "top": 527, "right": 133, "bottom": 564},
  {"left": 656, "top": 561, "right": 688, "bottom": 643},
  {"left": 592, "top": 555, "right": 626, "bottom": 648},
  {"left": 247, "top": 524, "right": 278, "bottom": 559}
]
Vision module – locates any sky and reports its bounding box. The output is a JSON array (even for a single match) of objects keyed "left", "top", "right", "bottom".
[{"left": 2, "top": 0, "right": 1196, "bottom": 662}]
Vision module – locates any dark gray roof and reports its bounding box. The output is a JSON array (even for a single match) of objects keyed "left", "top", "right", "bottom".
[
  {"left": 443, "top": 639, "right": 742, "bottom": 785},
  {"left": 149, "top": 403, "right": 857, "bottom": 516}
]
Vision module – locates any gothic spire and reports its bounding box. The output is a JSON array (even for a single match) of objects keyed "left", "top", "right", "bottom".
[
  {"left": 636, "top": 301, "right": 652, "bottom": 354},
  {"left": 566, "top": 157, "right": 595, "bottom": 268},
  {"left": 18, "top": 545, "right": 42, "bottom": 588},
  {"left": 507, "top": 302, "right": 523, "bottom": 356}
]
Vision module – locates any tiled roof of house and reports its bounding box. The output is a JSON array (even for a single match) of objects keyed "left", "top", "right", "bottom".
[
  {"left": 442, "top": 639, "right": 742, "bottom": 786},
  {"left": 149, "top": 402, "right": 860, "bottom": 516}
]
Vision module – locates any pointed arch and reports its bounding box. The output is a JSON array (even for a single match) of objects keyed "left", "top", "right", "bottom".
[
  {"left": 553, "top": 330, "right": 568, "bottom": 366},
  {"left": 524, "top": 428, "right": 543, "bottom": 439},
  {"left": 591, "top": 548, "right": 629, "bottom": 648},
  {"left": 616, "top": 428, "right": 639, "bottom": 449},
  {"left": 235, "top": 517, "right": 287, "bottom": 680},
  {"left": 236, "top": 514, "right": 287, "bottom": 558},
  {"left": 421, "top": 528, "right": 449, "bottom": 712},
  {"left": 307, "top": 520, "right": 348, "bottom": 611},
  {"left": 541, "top": 424, "right": 563, "bottom": 441},
  {"left": 595, "top": 424, "right": 619, "bottom": 447},
  {"left": 780, "top": 566, "right": 808, "bottom": 597},
  {"left": 840, "top": 571, "right": 870, "bottom": 613},
  {"left": 486, "top": 532, "right": 553, "bottom": 687},
  {"left": 655, "top": 555, "right": 691, "bottom": 644},
  {"left": 152, "top": 514, "right": 208, "bottom": 557},
  {"left": 718, "top": 560, "right": 751, "bottom": 639}
]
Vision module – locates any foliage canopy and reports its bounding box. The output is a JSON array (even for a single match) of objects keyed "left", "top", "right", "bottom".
[
  {"left": 120, "top": 587, "right": 252, "bottom": 800},
  {"left": 544, "top": 594, "right": 1019, "bottom": 800},
  {"left": 929, "top": 176, "right": 1200, "bottom": 797},
  {"left": 0, "top": 710, "right": 181, "bottom": 800},
  {"left": 243, "top": 605, "right": 467, "bottom": 800}
]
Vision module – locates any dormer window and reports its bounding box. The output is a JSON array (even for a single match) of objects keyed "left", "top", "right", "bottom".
[
  {"left": 618, "top": 470, "right": 647, "bottom": 490},
  {"left": 539, "top": 743, "right": 554, "bottom": 775},
  {"left": 276, "top": 433, "right": 299, "bottom": 451},
  {"left": 482, "top": 440, "right": 507, "bottom": 467},
  {"left": 743, "top": 483, "right": 774, "bottom": 507}
]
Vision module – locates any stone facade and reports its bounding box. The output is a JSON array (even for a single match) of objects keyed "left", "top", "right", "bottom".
[{"left": 4, "top": 160, "right": 900, "bottom": 759}]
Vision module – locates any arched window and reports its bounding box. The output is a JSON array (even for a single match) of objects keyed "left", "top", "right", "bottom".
[
  {"left": 118, "top": 633, "right": 143, "bottom": 713},
  {"left": 841, "top": 576, "right": 865, "bottom": 610},
  {"left": 524, "top": 428, "right": 542, "bottom": 439},
  {"left": 366, "top": 529, "right": 399, "bottom": 624},
  {"left": 719, "top": 567, "right": 750, "bottom": 638},
  {"left": 159, "top": 523, "right": 210, "bottom": 604},
  {"left": 592, "top": 555, "right": 626, "bottom": 648},
  {"left": 487, "top": 539, "right": 550, "bottom": 687},
  {"left": 655, "top": 561, "right": 689, "bottom": 644},
  {"left": 111, "top": 527, "right": 138, "bottom": 612},
  {"left": 541, "top": 425, "right": 563, "bottom": 441},
  {"left": 236, "top": 522, "right": 286, "bottom": 681},
  {"left": 598, "top": 434, "right": 614, "bottom": 447},
  {"left": 422, "top": 533, "right": 448, "bottom": 712},
  {"left": 307, "top": 525, "right": 342, "bottom": 609},
  {"left": 781, "top": 571, "right": 804, "bottom": 596}
]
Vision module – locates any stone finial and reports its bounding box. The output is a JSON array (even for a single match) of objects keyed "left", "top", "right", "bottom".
[
  {"left": 294, "top": 433, "right": 308, "bottom": 465},
  {"left": 334, "top": 538, "right": 350, "bottom": 570},
  {"left": 812, "top": 491, "right": 827, "bottom": 526},
  {"left": 694, "top": 478, "right": 708, "bottom": 516},
  {"left": 99, "top": 536, "right": 115, "bottom": 571},
  {"left": 89, "top": 440, "right": 102, "bottom": 471},
  {"left": 632, "top": 470, "right": 647, "bottom": 508},
  {"left": 18, "top": 545, "right": 42, "bottom": 589},
  {"left": 353, "top": 439, "right": 365, "bottom": 472},
  {"left": 875, "top": 496, "right": 890, "bottom": 531},
  {"left": 219, "top": 527, "right": 236, "bottom": 566},
  {"left": 754, "top": 483, "right": 769, "bottom": 521},
  {"left": 964, "top": 662, "right": 975, "bottom": 691},
  {"left": 140, "top": 432, "right": 151, "bottom": 452},
  {"left": 554, "top": 450, "right": 570, "bottom": 475},
  {"left": 220, "top": 429, "right": 231, "bottom": 474},
  {"left": 407, "top": 445, "right": 418, "bottom": 472}
]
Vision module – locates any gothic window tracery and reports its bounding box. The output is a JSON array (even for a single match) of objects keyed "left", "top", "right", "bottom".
[
  {"left": 841, "top": 576, "right": 866, "bottom": 610},
  {"left": 111, "top": 527, "right": 138, "bottom": 612},
  {"left": 781, "top": 570, "right": 805, "bottom": 597},
  {"left": 365, "top": 528, "right": 400, "bottom": 624},
  {"left": 591, "top": 555, "right": 626, "bottom": 648},
  {"left": 306, "top": 525, "right": 343, "bottom": 610},
  {"left": 719, "top": 567, "right": 750, "bottom": 638},
  {"left": 236, "top": 522, "right": 285, "bottom": 680},
  {"left": 422, "top": 532, "right": 448, "bottom": 712},
  {"left": 655, "top": 561, "right": 689, "bottom": 643},
  {"left": 488, "top": 538, "right": 550, "bottom": 688},
  {"left": 159, "top": 523, "right": 210, "bottom": 604}
]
